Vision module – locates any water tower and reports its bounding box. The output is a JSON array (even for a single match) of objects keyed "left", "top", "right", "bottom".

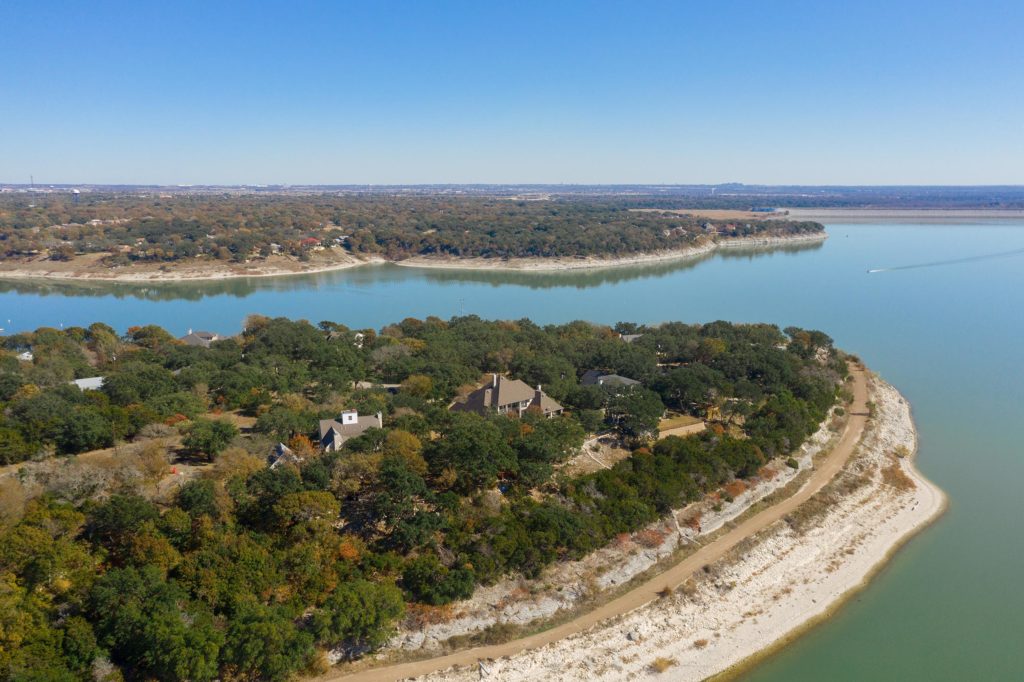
[{"left": 72, "top": 189, "right": 81, "bottom": 204}]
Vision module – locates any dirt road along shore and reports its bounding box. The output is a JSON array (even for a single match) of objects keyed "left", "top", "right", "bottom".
[{"left": 324, "top": 366, "right": 869, "bottom": 682}]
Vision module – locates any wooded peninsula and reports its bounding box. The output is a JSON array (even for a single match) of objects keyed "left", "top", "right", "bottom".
[
  {"left": 0, "top": 316, "right": 845, "bottom": 681},
  {"left": 0, "top": 194, "right": 824, "bottom": 277}
]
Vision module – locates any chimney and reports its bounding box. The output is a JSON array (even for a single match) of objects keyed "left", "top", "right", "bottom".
[
  {"left": 535, "top": 384, "right": 543, "bottom": 406},
  {"left": 187, "top": 328, "right": 193, "bottom": 335},
  {"left": 341, "top": 410, "right": 358, "bottom": 425},
  {"left": 483, "top": 388, "right": 492, "bottom": 407},
  {"left": 492, "top": 373, "right": 498, "bottom": 388},
  {"left": 375, "top": 411, "right": 383, "bottom": 428}
]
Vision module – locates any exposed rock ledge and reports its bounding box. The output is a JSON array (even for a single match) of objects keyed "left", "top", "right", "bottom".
[{"left": 384, "top": 403, "right": 843, "bottom": 654}]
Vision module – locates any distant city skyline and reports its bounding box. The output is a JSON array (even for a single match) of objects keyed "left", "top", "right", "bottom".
[{"left": 2, "top": 0, "right": 1021, "bottom": 185}]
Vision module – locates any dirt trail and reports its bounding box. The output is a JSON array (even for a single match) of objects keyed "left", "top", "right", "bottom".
[{"left": 326, "top": 366, "right": 869, "bottom": 682}]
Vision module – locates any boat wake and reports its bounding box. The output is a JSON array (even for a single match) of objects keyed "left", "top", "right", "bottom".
[{"left": 868, "top": 247, "right": 1024, "bottom": 273}]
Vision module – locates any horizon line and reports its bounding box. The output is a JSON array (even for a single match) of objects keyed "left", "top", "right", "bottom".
[{"left": 3, "top": 182, "right": 1024, "bottom": 190}]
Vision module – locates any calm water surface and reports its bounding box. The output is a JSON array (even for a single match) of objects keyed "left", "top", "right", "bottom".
[{"left": 3, "top": 223, "right": 1024, "bottom": 680}]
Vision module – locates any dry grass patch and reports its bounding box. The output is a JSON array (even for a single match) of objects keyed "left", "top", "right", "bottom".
[
  {"left": 636, "top": 527, "right": 668, "bottom": 549},
  {"left": 404, "top": 603, "right": 455, "bottom": 628},
  {"left": 658, "top": 414, "right": 703, "bottom": 430},
  {"left": 693, "top": 638, "right": 709, "bottom": 649},
  {"left": 724, "top": 479, "right": 747, "bottom": 498},
  {"left": 881, "top": 462, "right": 916, "bottom": 491},
  {"left": 785, "top": 471, "right": 872, "bottom": 533},
  {"left": 682, "top": 512, "right": 702, "bottom": 531},
  {"left": 650, "top": 656, "right": 678, "bottom": 673}
]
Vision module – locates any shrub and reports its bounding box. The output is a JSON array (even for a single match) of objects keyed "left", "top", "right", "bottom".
[
  {"left": 650, "top": 657, "right": 677, "bottom": 673},
  {"left": 881, "top": 463, "right": 916, "bottom": 491},
  {"left": 402, "top": 554, "right": 475, "bottom": 605},
  {"left": 635, "top": 528, "right": 667, "bottom": 549},
  {"left": 182, "top": 417, "right": 238, "bottom": 461}
]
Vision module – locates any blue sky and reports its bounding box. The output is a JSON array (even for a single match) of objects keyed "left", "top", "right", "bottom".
[{"left": 1, "top": 0, "right": 1021, "bottom": 185}]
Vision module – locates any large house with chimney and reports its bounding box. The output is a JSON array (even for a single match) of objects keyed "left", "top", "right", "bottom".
[
  {"left": 179, "top": 329, "right": 221, "bottom": 348},
  {"left": 319, "top": 410, "right": 384, "bottom": 451},
  {"left": 451, "top": 374, "right": 563, "bottom": 418}
]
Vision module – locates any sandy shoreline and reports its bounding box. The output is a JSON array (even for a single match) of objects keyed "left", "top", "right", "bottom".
[
  {"left": 407, "top": 375, "right": 944, "bottom": 682},
  {"left": 0, "top": 233, "right": 825, "bottom": 283},
  {"left": 0, "top": 252, "right": 380, "bottom": 283},
  {"left": 392, "top": 233, "right": 827, "bottom": 273}
]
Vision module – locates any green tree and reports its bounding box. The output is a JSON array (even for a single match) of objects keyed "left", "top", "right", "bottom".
[
  {"left": 102, "top": 362, "right": 177, "bottom": 405},
  {"left": 254, "top": 403, "right": 313, "bottom": 442},
  {"left": 89, "top": 566, "right": 223, "bottom": 682},
  {"left": 310, "top": 579, "right": 406, "bottom": 649},
  {"left": 273, "top": 490, "right": 340, "bottom": 530},
  {"left": 428, "top": 412, "right": 516, "bottom": 493},
  {"left": 85, "top": 494, "right": 160, "bottom": 560},
  {"left": 57, "top": 405, "right": 112, "bottom": 454},
  {"left": 176, "top": 479, "right": 225, "bottom": 520},
  {"left": 606, "top": 387, "right": 665, "bottom": 441},
  {"left": 183, "top": 418, "right": 239, "bottom": 461},
  {"left": 220, "top": 604, "right": 314, "bottom": 682},
  {"left": 401, "top": 554, "right": 474, "bottom": 605}
]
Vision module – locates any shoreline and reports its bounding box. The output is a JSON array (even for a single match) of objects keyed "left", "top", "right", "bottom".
[
  {"left": 333, "top": 371, "right": 944, "bottom": 682},
  {"left": 709, "top": 377, "right": 947, "bottom": 681},
  {"left": 381, "top": 397, "right": 845, "bottom": 656},
  {"left": 388, "top": 232, "right": 828, "bottom": 273},
  {"left": 0, "top": 232, "right": 825, "bottom": 283},
  {"left": 441, "top": 376, "right": 943, "bottom": 682},
  {"left": 0, "top": 252, "right": 381, "bottom": 283},
  {"left": 787, "top": 207, "right": 1024, "bottom": 222}
]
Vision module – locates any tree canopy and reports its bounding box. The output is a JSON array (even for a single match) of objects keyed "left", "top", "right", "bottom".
[{"left": 0, "top": 315, "right": 845, "bottom": 680}]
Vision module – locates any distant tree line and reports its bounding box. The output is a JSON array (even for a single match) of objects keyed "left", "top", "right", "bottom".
[{"left": 0, "top": 194, "right": 823, "bottom": 264}]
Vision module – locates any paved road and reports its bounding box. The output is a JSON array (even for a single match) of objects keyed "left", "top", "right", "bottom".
[{"left": 326, "top": 365, "right": 869, "bottom": 682}]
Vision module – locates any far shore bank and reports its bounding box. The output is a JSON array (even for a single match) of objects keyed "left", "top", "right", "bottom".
[
  {"left": 787, "top": 207, "right": 1024, "bottom": 222},
  {"left": 0, "top": 232, "right": 826, "bottom": 283},
  {"left": 0, "top": 252, "right": 381, "bottom": 283},
  {"left": 382, "top": 232, "right": 827, "bottom": 273}
]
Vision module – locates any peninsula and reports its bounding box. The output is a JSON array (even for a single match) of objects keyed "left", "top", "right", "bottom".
[
  {"left": 0, "top": 192, "right": 824, "bottom": 281},
  {"left": 0, "top": 315, "right": 943, "bottom": 682}
]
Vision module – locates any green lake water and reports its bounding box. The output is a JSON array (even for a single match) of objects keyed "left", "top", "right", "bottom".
[{"left": 3, "top": 223, "right": 1023, "bottom": 679}]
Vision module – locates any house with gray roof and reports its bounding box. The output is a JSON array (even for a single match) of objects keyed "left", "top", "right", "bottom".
[
  {"left": 319, "top": 410, "right": 384, "bottom": 451},
  {"left": 268, "top": 442, "right": 302, "bottom": 469},
  {"left": 179, "top": 329, "right": 221, "bottom": 348},
  {"left": 580, "top": 370, "right": 641, "bottom": 389},
  {"left": 451, "top": 374, "right": 563, "bottom": 418}
]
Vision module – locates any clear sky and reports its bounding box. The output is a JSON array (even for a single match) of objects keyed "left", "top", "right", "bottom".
[{"left": 2, "top": 0, "right": 1021, "bottom": 185}]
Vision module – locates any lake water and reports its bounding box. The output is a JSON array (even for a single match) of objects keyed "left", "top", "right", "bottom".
[{"left": 3, "top": 223, "right": 1024, "bottom": 680}]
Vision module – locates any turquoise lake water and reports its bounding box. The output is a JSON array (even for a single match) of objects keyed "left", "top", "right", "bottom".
[{"left": 3, "top": 223, "right": 1023, "bottom": 679}]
